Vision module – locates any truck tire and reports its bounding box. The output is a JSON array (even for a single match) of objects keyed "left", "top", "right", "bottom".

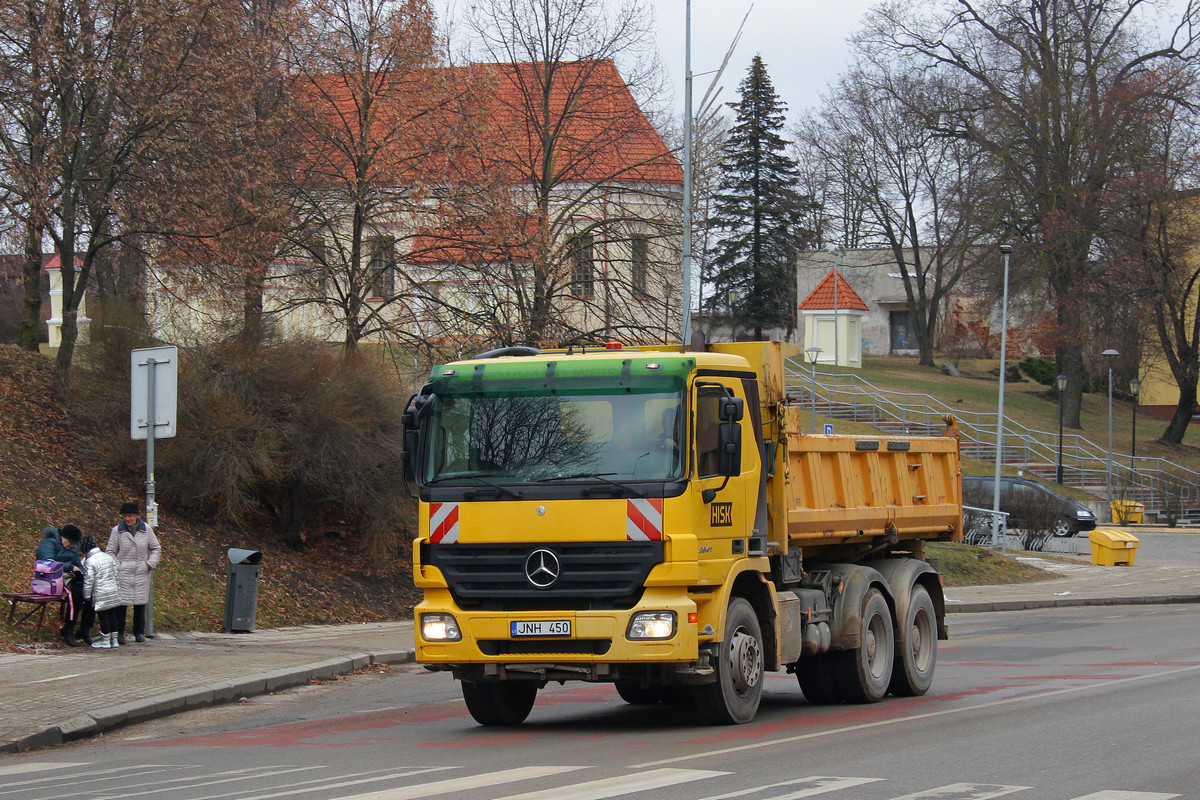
[
  {"left": 796, "top": 655, "right": 841, "bottom": 704},
  {"left": 694, "top": 598, "right": 764, "bottom": 724},
  {"left": 890, "top": 584, "right": 937, "bottom": 697},
  {"left": 832, "top": 587, "right": 894, "bottom": 703},
  {"left": 615, "top": 681, "right": 662, "bottom": 705},
  {"left": 461, "top": 681, "right": 538, "bottom": 726}
]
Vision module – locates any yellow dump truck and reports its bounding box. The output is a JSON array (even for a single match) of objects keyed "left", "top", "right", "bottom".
[{"left": 402, "top": 341, "right": 962, "bottom": 725}]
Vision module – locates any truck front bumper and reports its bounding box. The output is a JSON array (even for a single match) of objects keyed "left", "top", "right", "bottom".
[{"left": 415, "top": 588, "right": 700, "bottom": 671}]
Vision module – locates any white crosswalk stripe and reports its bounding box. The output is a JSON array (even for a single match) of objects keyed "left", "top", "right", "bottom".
[
  {"left": 491, "top": 768, "right": 730, "bottom": 800},
  {"left": 327, "top": 766, "right": 588, "bottom": 800},
  {"left": 889, "top": 784, "right": 1030, "bottom": 799},
  {"left": 0, "top": 762, "right": 86, "bottom": 777},
  {"left": 1067, "top": 793, "right": 1180, "bottom": 799},
  {"left": 693, "top": 775, "right": 886, "bottom": 800}
]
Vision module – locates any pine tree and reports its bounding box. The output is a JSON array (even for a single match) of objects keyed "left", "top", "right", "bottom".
[{"left": 704, "top": 56, "right": 809, "bottom": 339}]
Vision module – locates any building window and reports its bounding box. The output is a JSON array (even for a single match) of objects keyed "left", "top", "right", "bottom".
[
  {"left": 890, "top": 310, "right": 916, "bottom": 352},
  {"left": 568, "top": 233, "right": 594, "bottom": 298},
  {"left": 631, "top": 234, "right": 650, "bottom": 297},
  {"left": 366, "top": 237, "right": 396, "bottom": 300}
]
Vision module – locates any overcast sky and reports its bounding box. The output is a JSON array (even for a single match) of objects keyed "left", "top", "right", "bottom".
[{"left": 648, "top": 0, "right": 879, "bottom": 122}]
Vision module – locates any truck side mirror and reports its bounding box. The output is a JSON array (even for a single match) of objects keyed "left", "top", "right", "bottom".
[
  {"left": 401, "top": 387, "right": 432, "bottom": 492},
  {"left": 718, "top": 420, "right": 742, "bottom": 476},
  {"left": 719, "top": 396, "right": 744, "bottom": 422}
]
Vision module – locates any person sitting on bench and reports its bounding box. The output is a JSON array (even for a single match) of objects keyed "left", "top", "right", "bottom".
[{"left": 36, "top": 524, "right": 94, "bottom": 646}]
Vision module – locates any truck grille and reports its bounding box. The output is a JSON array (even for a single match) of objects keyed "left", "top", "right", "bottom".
[
  {"left": 478, "top": 639, "right": 612, "bottom": 656},
  {"left": 426, "top": 541, "right": 664, "bottom": 611}
]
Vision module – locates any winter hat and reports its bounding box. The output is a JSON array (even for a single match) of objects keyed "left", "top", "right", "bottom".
[
  {"left": 119, "top": 502, "right": 140, "bottom": 516},
  {"left": 60, "top": 524, "right": 82, "bottom": 543},
  {"left": 79, "top": 535, "right": 97, "bottom": 553}
]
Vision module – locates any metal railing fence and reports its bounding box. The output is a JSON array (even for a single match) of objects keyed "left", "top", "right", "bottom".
[{"left": 785, "top": 360, "right": 1200, "bottom": 520}]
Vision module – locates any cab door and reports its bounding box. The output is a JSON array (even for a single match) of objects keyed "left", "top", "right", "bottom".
[{"left": 691, "top": 379, "right": 758, "bottom": 568}]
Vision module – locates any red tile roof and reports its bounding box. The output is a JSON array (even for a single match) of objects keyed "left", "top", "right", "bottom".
[
  {"left": 298, "top": 60, "right": 681, "bottom": 188},
  {"left": 799, "top": 269, "right": 869, "bottom": 311}
]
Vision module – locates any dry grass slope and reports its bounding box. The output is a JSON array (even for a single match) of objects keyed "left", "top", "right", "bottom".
[{"left": 0, "top": 345, "right": 419, "bottom": 649}]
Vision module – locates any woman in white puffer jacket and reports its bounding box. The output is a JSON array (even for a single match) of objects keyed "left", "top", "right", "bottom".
[{"left": 81, "top": 535, "right": 122, "bottom": 649}]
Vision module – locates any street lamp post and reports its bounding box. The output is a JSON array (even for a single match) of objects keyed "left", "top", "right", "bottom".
[
  {"left": 1102, "top": 348, "right": 1119, "bottom": 501},
  {"left": 991, "top": 245, "right": 1012, "bottom": 549},
  {"left": 1130, "top": 376, "right": 1141, "bottom": 469},
  {"left": 1056, "top": 373, "right": 1067, "bottom": 484},
  {"left": 680, "top": 0, "right": 693, "bottom": 343},
  {"left": 805, "top": 346, "right": 822, "bottom": 433}
]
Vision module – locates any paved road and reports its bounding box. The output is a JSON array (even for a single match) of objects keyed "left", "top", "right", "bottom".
[{"left": 4, "top": 604, "right": 1194, "bottom": 800}]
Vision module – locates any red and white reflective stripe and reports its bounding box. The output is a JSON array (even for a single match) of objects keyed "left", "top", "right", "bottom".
[
  {"left": 627, "top": 498, "right": 663, "bottom": 541},
  {"left": 429, "top": 502, "right": 460, "bottom": 544}
]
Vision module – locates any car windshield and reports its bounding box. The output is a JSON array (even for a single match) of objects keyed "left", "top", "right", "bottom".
[{"left": 422, "top": 388, "right": 685, "bottom": 485}]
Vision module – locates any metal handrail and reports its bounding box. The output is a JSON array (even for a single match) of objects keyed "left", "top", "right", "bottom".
[{"left": 785, "top": 360, "right": 1200, "bottom": 516}]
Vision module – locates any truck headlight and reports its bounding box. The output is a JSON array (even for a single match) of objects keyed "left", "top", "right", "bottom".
[
  {"left": 421, "top": 613, "right": 462, "bottom": 642},
  {"left": 627, "top": 611, "right": 676, "bottom": 640}
]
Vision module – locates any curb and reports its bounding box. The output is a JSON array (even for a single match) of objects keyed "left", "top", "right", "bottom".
[
  {"left": 0, "top": 649, "right": 416, "bottom": 755},
  {"left": 946, "top": 593, "right": 1200, "bottom": 613}
]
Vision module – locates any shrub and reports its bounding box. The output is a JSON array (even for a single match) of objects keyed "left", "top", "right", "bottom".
[
  {"left": 155, "top": 339, "right": 414, "bottom": 555},
  {"left": 1019, "top": 357, "right": 1056, "bottom": 386}
]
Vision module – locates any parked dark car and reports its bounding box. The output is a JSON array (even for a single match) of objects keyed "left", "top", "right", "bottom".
[{"left": 962, "top": 475, "right": 1098, "bottom": 537}]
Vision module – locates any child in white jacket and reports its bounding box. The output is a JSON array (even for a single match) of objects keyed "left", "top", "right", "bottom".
[{"left": 81, "top": 535, "right": 121, "bottom": 649}]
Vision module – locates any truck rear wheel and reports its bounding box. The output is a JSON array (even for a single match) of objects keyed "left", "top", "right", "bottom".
[
  {"left": 796, "top": 654, "right": 841, "bottom": 704},
  {"left": 832, "top": 587, "right": 893, "bottom": 703},
  {"left": 694, "top": 597, "right": 763, "bottom": 724},
  {"left": 890, "top": 584, "right": 937, "bottom": 697},
  {"left": 461, "top": 681, "right": 537, "bottom": 726}
]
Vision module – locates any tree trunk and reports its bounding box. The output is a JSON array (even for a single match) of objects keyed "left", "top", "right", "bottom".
[
  {"left": 1159, "top": 374, "right": 1198, "bottom": 444},
  {"left": 19, "top": 220, "right": 43, "bottom": 351}
]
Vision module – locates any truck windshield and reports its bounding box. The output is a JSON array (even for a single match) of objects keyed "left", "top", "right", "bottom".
[{"left": 423, "top": 389, "right": 684, "bottom": 485}]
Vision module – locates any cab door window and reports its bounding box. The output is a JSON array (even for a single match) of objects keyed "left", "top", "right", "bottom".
[{"left": 695, "top": 385, "right": 726, "bottom": 478}]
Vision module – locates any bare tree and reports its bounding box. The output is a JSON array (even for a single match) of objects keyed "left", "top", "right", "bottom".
[
  {"left": 799, "top": 67, "right": 992, "bottom": 366},
  {"left": 0, "top": 0, "right": 55, "bottom": 352},
  {"left": 444, "top": 0, "right": 681, "bottom": 347},
  {"left": 1109, "top": 95, "right": 1200, "bottom": 444},
  {"left": 0, "top": 0, "right": 259, "bottom": 387},
  {"left": 862, "top": 0, "right": 1200, "bottom": 427},
  {"left": 281, "top": 0, "right": 453, "bottom": 352}
]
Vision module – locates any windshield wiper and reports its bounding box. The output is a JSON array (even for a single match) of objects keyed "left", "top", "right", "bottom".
[
  {"left": 535, "top": 472, "right": 644, "bottom": 498},
  {"left": 429, "top": 473, "right": 523, "bottom": 500}
]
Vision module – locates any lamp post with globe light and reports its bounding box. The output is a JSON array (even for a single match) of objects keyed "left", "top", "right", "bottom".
[
  {"left": 1130, "top": 376, "right": 1141, "bottom": 470},
  {"left": 1056, "top": 373, "right": 1067, "bottom": 484},
  {"left": 990, "top": 244, "right": 1012, "bottom": 549},
  {"left": 805, "top": 346, "right": 822, "bottom": 433},
  {"left": 1102, "top": 349, "right": 1119, "bottom": 500}
]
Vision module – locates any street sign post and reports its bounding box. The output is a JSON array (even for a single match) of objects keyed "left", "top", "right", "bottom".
[
  {"left": 131, "top": 346, "right": 178, "bottom": 639},
  {"left": 131, "top": 346, "right": 178, "bottom": 525}
]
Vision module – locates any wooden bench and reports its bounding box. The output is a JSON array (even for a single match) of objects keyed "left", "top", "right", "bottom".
[{"left": 2, "top": 592, "right": 68, "bottom": 641}]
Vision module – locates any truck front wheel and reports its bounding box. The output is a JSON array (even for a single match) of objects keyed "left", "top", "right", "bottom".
[
  {"left": 694, "top": 597, "right": 764, "bottom": 724},
  {"left": 461, "top": 681, "right": 538, "bottom": 726},
  {"left": 832, "top": 587, "right": 894, "bottom": 703}
]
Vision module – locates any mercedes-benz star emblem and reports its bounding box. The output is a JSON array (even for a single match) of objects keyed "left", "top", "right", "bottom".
[{"left": 524, "top": 549, "right": 560, "bottom": 589}]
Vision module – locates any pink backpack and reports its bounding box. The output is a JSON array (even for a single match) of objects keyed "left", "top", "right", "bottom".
[{"left": 31, "top": 560, "right": 65, "bottom": 595}]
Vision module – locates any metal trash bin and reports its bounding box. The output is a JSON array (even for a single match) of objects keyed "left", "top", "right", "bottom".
[
  {"left": 1110, "top": 500, "right": 1144, "bottom": 524},
  {"left": 223, "top": 548, "right": 262, "bottom": 632},
  {"left": 1089, "top": 529, "right": 1138, "bottom": 566}
]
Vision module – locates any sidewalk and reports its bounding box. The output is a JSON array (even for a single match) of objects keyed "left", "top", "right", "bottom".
[{"left": 3, "top": 557, "right": 1200, "bottom": 755}]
